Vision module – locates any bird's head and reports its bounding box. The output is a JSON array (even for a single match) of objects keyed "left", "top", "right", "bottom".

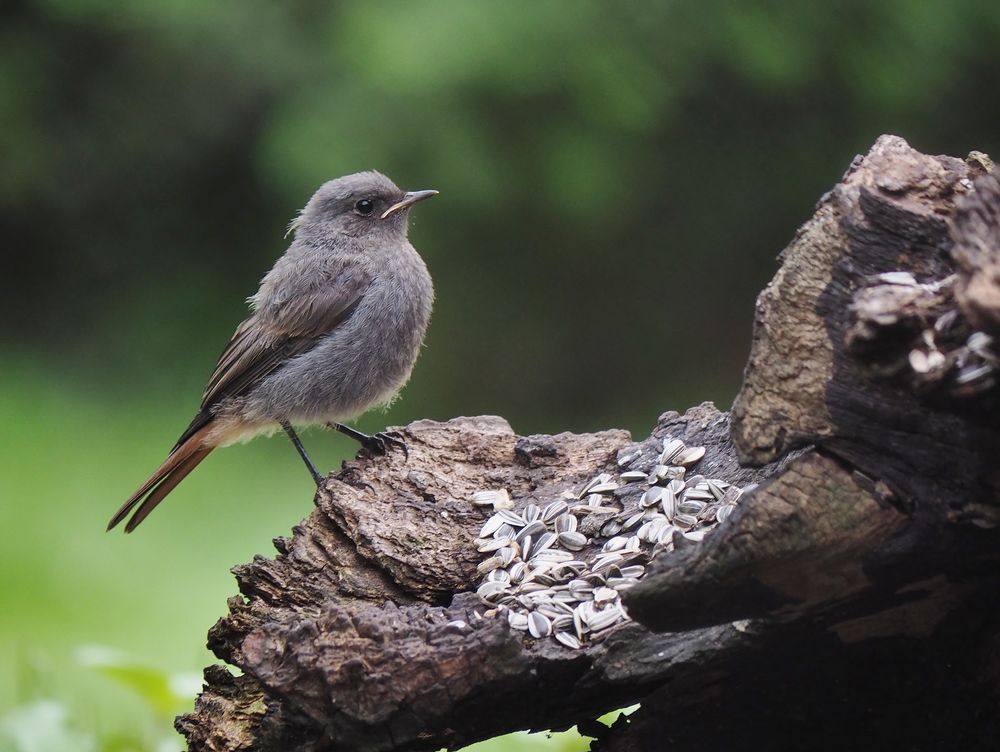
[{"left": 289, "top": 171, "right": 437, "bottom": 241}]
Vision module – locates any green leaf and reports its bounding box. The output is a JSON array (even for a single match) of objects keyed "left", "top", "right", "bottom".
[{"left": 75, "top": 645, "right": 200, "bottom": 719}]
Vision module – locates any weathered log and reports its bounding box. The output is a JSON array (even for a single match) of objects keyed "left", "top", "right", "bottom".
[{"left": 178, "top": 136, "right": 1000, "bottom": 752}]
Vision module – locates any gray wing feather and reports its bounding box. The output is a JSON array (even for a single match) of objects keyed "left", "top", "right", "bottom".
[
  {"left": 171, "top": 264, "right": 371, "bottom": 450},
  {"left": 202, "top": 268, "right": 372, "bottom": 408}
]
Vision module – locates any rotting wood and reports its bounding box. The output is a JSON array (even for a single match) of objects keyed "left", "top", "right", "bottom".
[{"left": 179, "top": 137, "right": 1000, "bottom": 752}]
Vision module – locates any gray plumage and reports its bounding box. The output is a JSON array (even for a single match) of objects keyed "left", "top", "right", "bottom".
[{"left": 109, "top": 171, "right": 436, "bottom": 532}]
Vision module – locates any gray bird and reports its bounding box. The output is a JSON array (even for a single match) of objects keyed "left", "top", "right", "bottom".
[{"left": 108, "top": 171, "right": 436, "bottom": 532}]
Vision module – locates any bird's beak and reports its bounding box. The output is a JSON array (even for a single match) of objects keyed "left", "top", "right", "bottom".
[{"left": 381, "top": 189, "right": 439, "bottom": 219}]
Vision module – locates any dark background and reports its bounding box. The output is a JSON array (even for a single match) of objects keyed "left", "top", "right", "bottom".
[{"left": 1, "top": 1, "right": 998, "bottom": 749}]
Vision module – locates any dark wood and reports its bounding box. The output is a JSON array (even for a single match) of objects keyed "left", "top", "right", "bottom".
[{"left": 178, "top": 137, "right": 1000, "bottom": 752}]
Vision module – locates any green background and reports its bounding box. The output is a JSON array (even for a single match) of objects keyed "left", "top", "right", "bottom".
[{"left": 2, "top": 1, "right": 998, "bottom": 749}]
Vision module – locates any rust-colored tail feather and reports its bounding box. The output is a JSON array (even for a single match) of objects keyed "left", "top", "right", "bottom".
[{"left": 108, "top": 427, "right": 214, "bottom": 533}]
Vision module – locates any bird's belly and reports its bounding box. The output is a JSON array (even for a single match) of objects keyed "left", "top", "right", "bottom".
[{"left": 241, "top": 300, "right": 429, "bottom": 426}]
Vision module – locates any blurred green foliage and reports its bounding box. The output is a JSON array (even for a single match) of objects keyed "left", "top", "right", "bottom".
[{"left": 2, "top": 0, "right": 998, "bottom": 749}]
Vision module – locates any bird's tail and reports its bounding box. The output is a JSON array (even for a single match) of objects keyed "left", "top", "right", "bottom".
[{"left": 108, "top": 426, "right": 214, "bottom": 533}]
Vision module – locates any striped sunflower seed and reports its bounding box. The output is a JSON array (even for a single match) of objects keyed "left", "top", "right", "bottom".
[
  {"left": 555, "top": 631, "right": 582, "bottom": 649},
  {"left": 554, "top": 513, "right": 577, "bottom": 533},
  {"left": 558, "top": 531, "right": 588, "bottom": 550},
  {"left": 528, "top": 611, "right": 553, "bottom": 638},
  {"left": 471, "top": 489, "right": 510, "bottom": 507},
  {"left": 620, "top": 470, "right": 647, "bottom": 483},
  {"left": 479, "top": 514, "right": 505, "bottom": 538},
  {"left": 675, "top": 446, "right": 706, "bottom": 466},
  {"left": 542, "top": 500, "right": 569, "bottom": 522},
  {"left": 660, "top": 438, "right": 685, "bottom": 464}
]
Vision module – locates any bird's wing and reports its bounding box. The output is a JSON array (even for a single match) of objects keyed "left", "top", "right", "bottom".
[
  {"left": 202, "top": 269, "right": 373, "bottom": 409},
  {"left": 170, "top": 267, "right": 372, "bottom": 451}
]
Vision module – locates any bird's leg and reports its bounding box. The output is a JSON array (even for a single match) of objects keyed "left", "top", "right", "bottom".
[
  {"left": 281, "top": 420, "right": 324, "bottom": 486},
  {"left": 328, "top": 422, "right": 409, "bottom": 460}
]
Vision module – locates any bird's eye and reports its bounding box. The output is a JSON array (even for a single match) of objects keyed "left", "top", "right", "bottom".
[{"left": 354, "top": 198, "right": 375, "bottom": 216}]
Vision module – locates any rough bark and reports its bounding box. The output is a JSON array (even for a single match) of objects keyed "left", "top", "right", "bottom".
[{"left": 178, "top": 136, "right": 1000, "bottom": 752}]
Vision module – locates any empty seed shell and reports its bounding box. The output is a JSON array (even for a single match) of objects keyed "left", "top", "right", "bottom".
[
  {"left": 581, "top": 473, "right": 612, "bottom": 496},
  {"left": 554, "top": 513, "right": 578, "bottom": 533},
  {"left": 528, "top": 611, "right": 553, "bottom": 638},
  {"left": 532, "top": 549, "right": 574, "bottom": 563},
  {"left": 600, "top": 519, "right": 624, "bottom": 537},
  {"left": 498, "top": 509, "right": 526, "bottom": 527},
  {"left": 477, "top": 581, "right": 506, "bottom": 602},
  {"left": 558, "top": 531, "right": 588, "bottom": 550},
  {"left": 640, "top": 487, "right": 663, "bottom": 508},
  {"left": 507, "top": 610, "right": 529, "bottom": 630},
  {"left": 516, "top": 520, "right": 546, "bottom": 541},
  {"left": 673, "top": 513, "right": 698, "bottom": 530},
  {"left": 675, "top": 445, "right": 706, "bottom": 466},
  {"left": 487, "top": 568, "right": 510, "bottom": 584},
  {"left": 479, "top": 514, "right": 505, "bottom": 538},
  {"left": 478, "top": 537, "right": 514, "bottom": 553},
  {"left": 617, "top": 451, "right": 640, "bottom": 468},
  {"left": 663, "top": 465, "right": 686, "bottom": 481},
  {"left": 471, "top": 489, "right": 510, "bottom": 507},
  {"left": 622, "top": 511, "right": 645, "bottom": 530},
  {"left": 656, "top": 525, "right": 676, "bottom": 545},
  {"left": 555, "top": 631, "right": 582, "bottom": 649},
  {"left": 520, "top": 535, "right": 533, "bottom": 559},
  {"left": 587, "top": 606, "right": 622, "bottom": 631},
  {"left": 477, "top": 556, "right": 503, "bottom": 575},
  {"left": 603, "top": 536, "right": 629, "bottom": 552},
  {"left": 649, "top": 464, "right": 670, "bottom": 482},
  {"left": 660, "top": 438, "right": 685, "bottom": 464},
  {"left": 706, "top": 479, "right": 728, "bottom": 500},
  {"left": 542, "top": 500, "right": 569, "bottom": 522},
  {"left": 532, "top": 531, "right": 557, "bottom": 555},
  {"left": 592, "top": 553, "right": 623, "bottom": 572},
  {"left": 508, "top": 561, "right": 527, "bottom": 583},
  {"left": 683, "top": 488, "right": 715, "bottom": 502},
  {"left": 588, "top": 481, "right": 619, "bottom": 495},
  {"left": 593, "top": 586, "right": 618, "bottom": 603},
  {"left": 683, "top": 475, "right": 705, "bottom": 490},
  {"left": 661, "top": 488, "right": 678, "bottom": 518},
  {"left": 493, "top": 522, "right": 517, "bottom": 540},
  {"left": 678, "top": 500, "right": 707, "bottom": 515}
]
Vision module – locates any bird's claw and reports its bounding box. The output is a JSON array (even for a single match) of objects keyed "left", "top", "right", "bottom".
[
  {"left": 339, "top": 465, "right": 377, "bottom": 495},
  {"left": 361, "top": 430, "right": 409, "bottom": 460}
]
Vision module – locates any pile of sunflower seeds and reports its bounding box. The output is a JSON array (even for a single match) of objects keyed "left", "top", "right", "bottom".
[
  {"left": 853, "top": 271, "right": 998, "bottom": 394},
  {"left": 471, "top": 435, "right": 744, "bottom": 649}
]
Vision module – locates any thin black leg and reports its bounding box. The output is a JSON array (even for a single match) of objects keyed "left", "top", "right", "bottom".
[
  {"left": 281, "top": 420, "right": 323, "bottom": 486},
  {"left": 328, "top": 422, "right": 409, "bottom": 460}
]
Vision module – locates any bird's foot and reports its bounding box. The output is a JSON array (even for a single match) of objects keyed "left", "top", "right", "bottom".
[
  {"left": 339, "top": 465, "right": 377, "bottom": 495},
  {"left": 328, "top": 423, "right": 409, "bottom": 460},
  {"left": 361, "top": 431, "right": 409, "bottom": 459}
]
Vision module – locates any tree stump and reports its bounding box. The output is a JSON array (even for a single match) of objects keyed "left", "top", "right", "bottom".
[{"left": 177, "top": 136, "right": 1000, "bottom": 752}]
